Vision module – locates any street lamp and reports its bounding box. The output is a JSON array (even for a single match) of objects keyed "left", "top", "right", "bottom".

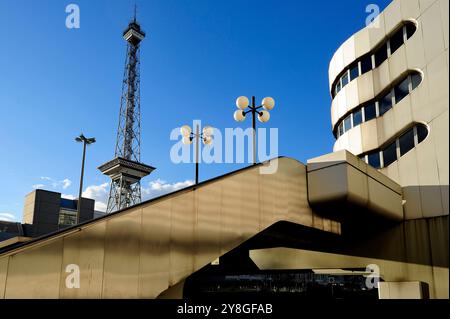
[
  {"left": 180, "top": 124, "right": 213, "bottom": 185},
  {"left": 75, "top": 133, "right": 96, "bottom": 224},
  {"left": 233, "top": 95, "right": 275, "bottom": 164}
]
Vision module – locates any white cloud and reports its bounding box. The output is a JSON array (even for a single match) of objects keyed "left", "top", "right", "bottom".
[
  {"left": 0, "top": 212, "right": 17, "bottom": 222},
  {"left": 94, "top": 201, "right": 107, "bottom": 212},
  {"left": 34, "top": 177, "right": 73, "bottom": 191},
  {"left": 60, "top": 184, "right": 110, "bottom": 212},
  {"left": 61, "top": 194, "right": 76, "bottom": 200},
  {"left": 59, "top": 179, "right": 194, "bottom": 213},
  {"left": 142, "top": 179, "right": 194, "bottom": 200},
  {"left": 82, "top": 183, "right": 109, "bottom": 212},
  {"left": 62, "top": 178, "right": 72, "bottom": 189}
]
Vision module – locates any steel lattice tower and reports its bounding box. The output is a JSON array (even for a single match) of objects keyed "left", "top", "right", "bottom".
[{"left": 98, "top": 16, "right": 155, "bottom": 213}]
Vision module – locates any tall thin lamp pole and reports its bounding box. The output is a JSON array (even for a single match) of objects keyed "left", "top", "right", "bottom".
[
  {"left": 234, "top": 95, "right": 276, "bottom": 165},
  {"left": 75, "top": 134, "right": 96, "bottom": 224},
  {"left": 195, "top": 124, "right": 200, "bottom": 185},
  {"left": 251, "top": 96, "right": 256, "bottom": 165},
  {"left": 180, "top": 124, "right": 214, "bottom": 185},
  {"left": 77, "top": 140, "right": 87, "bottom": 224}
]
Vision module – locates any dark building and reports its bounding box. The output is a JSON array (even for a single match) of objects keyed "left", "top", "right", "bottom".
[
  {"left": 0, "top": 189, "right": 96, "bottom": 242},
  {"left": 0, "top": 221, "right": 29, "bottom": 242}
]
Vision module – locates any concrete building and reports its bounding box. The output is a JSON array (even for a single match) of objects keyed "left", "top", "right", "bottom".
[
  {"left": 329, "top": 0, "right": 448, "bottom": 221},
  {"left": 0, "top": 0, "right": 447, "bottom": 299},
  {"left": 0, "top": 189, "right": 96, "bottom": 244},
  {"left": 23, "top": 189, "right": 95, "bottom": 236}
]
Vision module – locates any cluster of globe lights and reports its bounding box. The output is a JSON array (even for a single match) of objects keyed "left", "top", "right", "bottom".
[
  {"left": 180, "top": 125, "right": 214, "bottom": 145},
  {"left": 233, "top": 96, "right": 275, "bottom": 123}
]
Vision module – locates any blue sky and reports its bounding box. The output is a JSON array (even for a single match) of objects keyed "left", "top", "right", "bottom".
[{"left": 0, "top": 0, "right": 390, "bottom": 221}]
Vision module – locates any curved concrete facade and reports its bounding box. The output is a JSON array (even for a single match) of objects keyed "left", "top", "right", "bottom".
[{"left": 329, "top": 0, "right": 449, "bottom": 220}]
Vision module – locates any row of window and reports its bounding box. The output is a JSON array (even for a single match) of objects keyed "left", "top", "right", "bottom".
[
  {"left": 359, "top": 124, "right": 428, "bottom": 169},
  {"left": 58, "top": 208, "right": 77, "bottom": 227},
  {"left": 335, "top": 71, "right": 422, "bottom": 138},
  {"left": 332, "top": 21, "right": 417, "bottom": 97}
]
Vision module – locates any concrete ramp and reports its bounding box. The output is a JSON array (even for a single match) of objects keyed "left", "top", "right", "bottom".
[{"left": 0, "top": 157, "right": 340, "bottom": 298}]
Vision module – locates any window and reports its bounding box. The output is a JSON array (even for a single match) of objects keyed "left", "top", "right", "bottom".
[
  {"left": 358, "top": 124, "right": 428, "bottom": 168},
  {"left": 417, "top": 125, "right": 428, "bottom": 143},
  {"left": 335, "top": 81, "right": 341, "bottom": 95},
  {"left": 399, "top": 128, "right": 415, "bottom": 156},
  {"left": 406, "top": 22, "right": 416, "bottom": 40},
  {"left": 394, "top": 77, "right": 410, "bottom": 104},
  {"left": 59, "top": 208, "right": 77, "bottom": 227},
  {"left": 341, "top": 72, "right": 349, "bottom": 88},
  {"left": 360, "top": 55, "right": 372, "bottom": 75},
  {"left": 389, "top": 28, "right": 404, "bottom": 55},
  {"left": 353, "top": 109, "right": 362, "bottom": 126},
  {"left": 335, "top": 71, "right": 423, "bottom": 140},
  {"left": 338, "top": 122, "right": 344, "bottom": 137},
  {"left": 344, "top": 114, "right": 352, "bottom": 132},
  {"left": 379, "top": 91, "right": 393, "bottom": 115},
  {"left": 364, "top": 102, "right": 377, "bottom": 121},
  {"left": 368, "top": 152, "right": 381, "bottom": 169},
  {"left": 374, "top": 43, "right": 388, "bottom": 67},
  {"left": 411, "top": 72, "right": 422, "bottom": 90},
  {"left": 331, "top": 22, "right": 417, "bottom": 98},
  {"left": 383, "top": 141, "right": 397, "bottom": 167},
  {"left": 349, "top": 63, "right": 359, "bottom": 81}
]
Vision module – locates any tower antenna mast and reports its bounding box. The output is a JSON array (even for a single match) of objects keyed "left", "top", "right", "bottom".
[{"left": 98, "top": 13, "right": 154, "bottom": 213}]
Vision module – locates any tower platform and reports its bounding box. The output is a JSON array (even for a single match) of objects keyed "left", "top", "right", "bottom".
[{"left": 98, "top": 157, "right": 154, "bottom": 184}]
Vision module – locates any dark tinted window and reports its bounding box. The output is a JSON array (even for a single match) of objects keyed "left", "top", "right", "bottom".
[
  {"left": 390, "top": 28, "right": 404, "bottom": 55},
  {"left": 394, "top": 77, "right": 410, "bottom": 104},
  {"left": 338, "top": 122, "right": 344, "bottom": 137},
  {"left": 353, "top": 109, "right": 363, "bottom": 126},
  {"left": 335, "top": 81, "right": 341, "bottom": 95},
  {"left": 364, "top": 102, "right": 377, "bottom": 121},
  {"left": 375, "top": 43, "right": 388, "bottom": 67},
  {"left": 349, "top": 63, "right": 359, "bottom": 81},
  {"left": 341, "top": 72, "right": 349, "bottom": 88},
  {"left": 417, "top": 125, "right": 428, "bottom": 143},
  {"left": 383, "top": 141, "right": 397, "bottom": 167},
  {"left": 360, "top": 55, "right": 372, "bottom": 75},
  {"left": 379, "top": 91, "right": 393, "bottom": 115},
  {"left": 411, "top": 72, "right": 422, "bottom": 90},
  {"left": 344, "top": 114, "right": 352, "bottom": 132},
  {"left": 399, "top": 128, "right": 415, "bottom": 156},
  {"left": 334, "top": 82, "right": 341, "bottom": 94},
  {"left": 368, "top": 152, "right": 381, "bottom": 169},
  {"left": 406, "top": 23, "right": 416, "bottom": 39}
]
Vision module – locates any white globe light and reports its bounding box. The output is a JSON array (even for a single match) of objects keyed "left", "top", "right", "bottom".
[
  {"left": 236, "top": 96, "right": 249, "bottom": 110},
  {"left": 262, "top": 97, "right": 275, "bottom": 110},
  {"left": 202, "top": 126, "right": 213, "bottom": 137},
  {"left": 234, "top": 110, "right": 246, "bottom": 122},
  {"left": 203, "top": 136, "right": 213, "bottom": 145},
  {"left": 258, "top": 110, "right": 270, "bottom": 123},
  {"left": 182, "top": 136, "right": 192, "bottom": 145},
  {"left": 180, "top": 125, "right": 192, "bottom": 137}
]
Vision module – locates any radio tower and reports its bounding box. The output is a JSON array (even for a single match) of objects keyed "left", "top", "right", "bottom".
[{"left": 98, "top": 10, "right": 155, "bottom": 213}]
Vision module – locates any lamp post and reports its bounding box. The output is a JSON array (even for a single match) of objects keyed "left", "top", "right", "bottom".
[
  {"left": 233, "top": 96, "right": 275, "bottom": 165},
  {"left": 180, "top": 124, "right": 213, "bottom": 185},
  {"left": 75, "top": 134, "right": 96, "bottom": 224}
]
